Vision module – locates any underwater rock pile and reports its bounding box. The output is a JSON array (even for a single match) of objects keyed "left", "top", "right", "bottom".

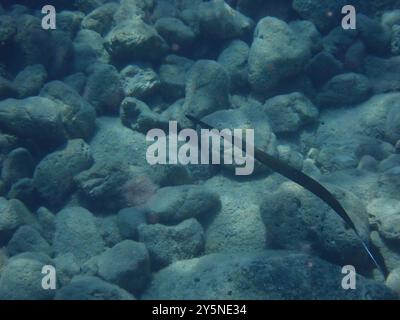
[{"left": 0, "top": 0, "right": 399, "bottom": 299}]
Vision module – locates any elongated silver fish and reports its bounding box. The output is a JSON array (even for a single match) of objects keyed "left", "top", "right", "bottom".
[{"left": 186, "top": 114, "right": 388, "bottom": 278}]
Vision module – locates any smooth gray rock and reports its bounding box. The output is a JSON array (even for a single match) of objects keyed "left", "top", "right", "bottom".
[
  {"left": 53, "top": 207, "right": 105, "bottom": 264},
  {"left": 317, "top": 73, "right": 372, "bottom": 108},
  {"left": 145, "top": 185, "right": 221, "bottom": 224},
  {"left": 97, "top": 240, "right": 150, "bottom": 294},
  {"left": 117, "top": 207, "right": 146, "bottom": 240}
]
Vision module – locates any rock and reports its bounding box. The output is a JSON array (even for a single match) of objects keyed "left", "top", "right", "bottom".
[
  {"left": 36, "top": 207, "right": 56, "bottom": 244},
  {"left": 378, "top": 167, "right": 400, "bottom": 203},
  {"left": 248, "top": 17, "right": 311, "bottom": 94},
  {"left": 0, "top": 15, "right": 16, "bottom": 44},
  {"left": 97, "top": 240, "right": 150, "bottom": 294},
  {"left": 382, "top": 9, "right": 400, "bottom": 27},
  {"left": 117, "top": 207, "right": 146, "bottom": 240},
  {"left": 0, "top": 97, "right": 67, "bottom": 148},
  {"left": 357, "top": 14, "right": 392, "bottom": 55},
  {"left": 113, "top": 0, "right": 153, "bottom": 22},
  {"left": 57, "top": 10, "right": 84, "bottom": 36},
  {"left": 13, "top": 64, "right": 47, "bottom": 98},
  {"left": 322, "top": 27, "right": 358, "bottom": 58},
  {"left": 277, "top": 145, "right": 304, "bottom": 170},
  {"left": 386, "top": 268, "right": 400, "bottom": 296},
  {"left": 201, "top": 105, "right": 278, "bottom": 174},
  {"left": 72, "top": 29, "right": 109, "bottom": 72},
  {"left": 385, "top": 105, "right": 400, "bottom": 144},
  {"left": 155, "top": 17, "right": 195, "bottom": 48},
  {"left": 365, "top": 56, "right": 400, "bottom": 94},
  {"left": 33, "top": 139, "right": 93, "bottom": 209},
  {"left": 143, "top": 251, "right": 395, "bottom": 299},
  {"left": 55, "top": 275, "right": 135, "bottom": 300},
  {"left": 138, "top": 218, "right": 204, "bottom": 268},
  {"left": 260, "top": 182, "right": 372, "bottom": 268},
  {"left": 159, "top": 55, "right": 193, "bottom": 101},
  {"left": 96, "top": 215, "right": 123, "bottom": 247},
  {"left": 76, "top": 0, "right": 109, "bottom": 14},
  {"left": 7, "top": 225, "right": 51, "bottom": 256},
  {"left": 53, "top": 253, "right": 80, "bottom": 287},
  {"left": 81, "top": 3, "right": 118, "bottom": 36},
  {"left": 0, "top": 76, "right": 17, "bottom": 99},
  {"left": 0, "top": 198, "right": 35, "bottom": 245},
  {"left": 120, "top": 64, "right": 160, "bottom": 100},
  {"left": 53, "top": 207, "right": 105, "bottom": 264},
  {"left": 40, "top": 81, "right": 97, "bottom": 140},
  {"left": 74, "top": 162, "right": 143, "bottom": 212},
  {"left": 203, "top": 175, "right": 270, "bottom": 254},
  {"left": 316, "top": 73, "right": 372, "bottom": 108},
  {"left": 217, "top": 40, "right": 249, "bottom": 91},
  {"left": 305, "top": 52, "right": 343, "bottom": 86},
  {"left": 263, "top": 92, "right": 319, "bottom": 134},
  {"left": 151, "top": 1, "right": 179, "bottom": 21},
  {"left": 182, "top": 60, "right": 230, "bottom": 124},
  {"left": 145, "top": 185, "right": 220, "bottom": 225},
  {"left": 7, "top": 178, "right": 36, "bottom": 208},
  {"left": 197, "top": 0, "right": 253, "bottom": 40},
  {"left": 392, "top": 25, "right": 400, "bottom": 55},
  {"left": 12, "top": 14, "right": 52, "bottom": 69},
  {"left": 379, "top": 155, "right": 400, "bottom": 172},
  {"left": 120, "top": 97, "right": 167, "bottom": 133},
  {"left": 83, "top": 63, "right": 124, "bottom": 115},
  {"left": 63, "top": 72, "right": 87, "bottom": 94},
  {"left": 47, "top": 30, "right": 73, "bottom": 79},
  {"left": 371, "top": 231, "right": 400, "bottom": 272},
  {"left": 379, "top": 213, "right": 400, "bottom": 242},
  {"left": 1, "top": 148, "right": 34, "bottom": 188},
  {"left": 105, "top": 18, "right": 168, "bottom": 62},
  {"left": 344, "top": 40, "right": 366, "bottom": 72},
  {"left": 0, "top": 255, "right": 54, "bottom": 300},
  {"left": 289, "top": 20, "right": 322, "bottom": 53},
  {"left": 237, "top": 0, "right": 293, "bottom": 21},
  {"left": 357, "top": 155, "right": 379, "bottom": 172}
]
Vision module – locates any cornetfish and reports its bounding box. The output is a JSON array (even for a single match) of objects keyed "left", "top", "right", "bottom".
[{"left": 186, "top": 114, "right": 388, "bottom": 278}]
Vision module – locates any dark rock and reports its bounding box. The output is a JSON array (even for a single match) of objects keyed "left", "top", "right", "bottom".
[
  {"left": 7, "top": 225, "right": 51, "bottom": 256},
  {"left": 33, "top": 139, "right": 93, "bottom": 208},
  {"left": 55, "top": 275, "right": 134, "bottom": 300},
  {"left": 53, "top": 206, "right": 105, "bottom": 264},
  {"left": 97, "top": 240, "right": 150, "bottom": 294},
  {"left": 83, "top": 63, "right": 124, "bottom": 115}
]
